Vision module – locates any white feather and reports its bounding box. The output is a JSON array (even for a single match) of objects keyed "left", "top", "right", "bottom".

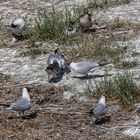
[
  {"left": 12, "top": 18, "right": 26, "bottom": 34},
  {"left": 22, "top": 88, "right": 30, "bottom": 102},
  {"left": 98, "top": 96, "right": 106, "bottom": 106}
]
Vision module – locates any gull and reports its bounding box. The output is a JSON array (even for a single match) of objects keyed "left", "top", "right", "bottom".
[
  {"left": 45, "top": 60, "right": 61, "bottom": 81},
  {"left": 11, "top": 17, "right": 26, "bottom": 43},
  {"left": 90, "top": 96, "right": 107, "bottom": 119},
  {"left": 69, "top": 61, "right": 99, "bottom": 78},
  {"left": 64, "top": 22, "right": 78, "bottom": 36},
  {"left": 7, "top": 88, "right": 31, "bottom": 117},
  {"left": 47, "top": 48, "right": 66, "bottom": 68}
]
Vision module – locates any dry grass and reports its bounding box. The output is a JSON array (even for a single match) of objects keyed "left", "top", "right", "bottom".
[
  {"left": 116, "top": 60, "right": 139, "bottom": 69},
  {"left": 87, "top": 0, "right": 131, "bottom": 9},
  {"left": 63, "top": 34, "right": 125, "bottom": 65}
]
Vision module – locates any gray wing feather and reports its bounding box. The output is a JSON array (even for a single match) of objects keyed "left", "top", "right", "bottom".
[
  {"left": 11, "top": 98, "right": 30, "bottom": 111},
  {"left": 76, "top": 62, "right": 99, "bottom": 74},
  {"left": 92, "top": 103, "right": 106, "bottom": 117},
  {"left": 77, "top": 62, "right": 99, "bottom": 69}
]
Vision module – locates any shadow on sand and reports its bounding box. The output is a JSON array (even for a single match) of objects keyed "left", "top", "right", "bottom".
[
  {"left": 73, "top": 74, "right": 112, "bottom": 80},
  {"left": 93, "top": 116, "right": 111, "bottom": 125},
  {"left": 48, "top": 65, "right": 71, "bottom": 83},
  {"left": 8, "top": 111, "right": 37, "bottom": 120}
]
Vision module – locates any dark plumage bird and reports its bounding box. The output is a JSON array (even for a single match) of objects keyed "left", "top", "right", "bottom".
[
  {"left": 80, "top": 11, "right": 92, "bottom": 29},
  {"left": 45, "top": 60, "right": 60, "bottom": 81}
]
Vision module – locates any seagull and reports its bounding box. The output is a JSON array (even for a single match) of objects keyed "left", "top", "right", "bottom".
[
  {"left": 80, "top": 11, "right": 92, "bottom": 29},
  {"left": 45, "top": 60, "right": 61, "bottom": 81},
  {"left": 64, "top": 26, "right": 77, "bottom": 36},
  {"left": 90, "top": 96, "right": 107, "bottom": 119},
  {"left": 11, "top": 17, "right": 26, "bottom": 43},
  {"left": 69, "top": 61, "right": 99, "bottom": 78},
  {"left": 47, "top": 48, "right": 66, "bottom": 68},
  {"left": 7, "top": 88, "right": 31, "bottom": 117},
  {"left": 64, "top": 22, "right": 78, "bottom": 36}
]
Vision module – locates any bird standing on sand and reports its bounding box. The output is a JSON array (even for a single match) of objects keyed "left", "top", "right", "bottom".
[
  {"left": 7, "top": 88, "right": 31, "bottom": 117},
  {"left": 90, "top": 96, "right": 107, "bottom": 119},
  {"left": 11, "top": 17, "right": 26, "bottom": 43},
  {"left": 69, "top": 61, "right": 99, "bottom": 78}
]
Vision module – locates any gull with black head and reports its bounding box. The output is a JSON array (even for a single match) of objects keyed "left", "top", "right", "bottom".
[{"left": 11, "top": 17, "right": 26, "bottom": 43}]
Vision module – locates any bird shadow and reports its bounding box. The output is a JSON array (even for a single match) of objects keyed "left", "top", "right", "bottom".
[
  {"left": 88, "top": 28, "right": 96, "bottom": 33},
  {"left": 48, "top": 66, "right": 71, "bottom": 83},
  {"left": 0, "top": 103, "right": 10, "bottom": 108},
  {"left": 81, "top": 27, "right": 96, "bottom": 33},
  {"left": 8, "top": 111, "right": 37, "bottom": 120},
  {"left": 48, "top": 74, "right": 63, "bottom": 83},
  {"left": 93, "top": 116, "right": 111, "bottom": 125},
  {"left": 12, "top": 33, "right": 29, "bottom": 41},
  {"left": 21, "top": 111, "right": 37, "bottom": 120},
  {"left": 73, "top": 74, "right": 112, "bottom": 80}
]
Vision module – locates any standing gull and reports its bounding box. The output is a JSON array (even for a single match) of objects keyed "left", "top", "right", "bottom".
[
  {"left": 11, "top": 17, "right": 26, "bottom": 43},
  {"left": 90, "top": 96, "right": 107, "bottom": 119},
  {"left": 69, "top": 61, "right": 99, "bottom": 78},
  {"left": 7, "top": 88, "right": 31, "bottom": 117}
]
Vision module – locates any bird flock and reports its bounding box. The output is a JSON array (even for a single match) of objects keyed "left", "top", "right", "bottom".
[{"left": 6, "top": 10, "right": 108, "bottom": 123}]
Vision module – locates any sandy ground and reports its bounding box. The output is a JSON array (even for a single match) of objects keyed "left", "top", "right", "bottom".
[{"left": 0, "top": 0, "right": 140, "bottom": 139}]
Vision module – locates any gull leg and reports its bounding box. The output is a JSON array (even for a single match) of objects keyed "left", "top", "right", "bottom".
[
  {"left": 22, "top": 111, "right": 25, "bottom": 117},
  {"left": 48, "top": 74, "right": 50, "bottom": 81},
  {"left": 18, "top": 111, "right": 21, "bottom": 118},
  {"left": 84, "top": 74, "right": 88, "bottom": 78}
]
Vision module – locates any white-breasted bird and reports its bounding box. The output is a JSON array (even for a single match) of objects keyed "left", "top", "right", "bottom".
[
  {"left": 11, "top": 17, "right": 26, "bottom": 35},
  {"left": 11, "top": 17, "right": 26, "bottom": 43},
  {"left": 7, "top": 88, "right": 31, "bottom": 117},
  {"left": 90, "top": 96, "right": 107, "bottom": 119},
  {"left": 47, "top": 48, "right": 66, "bottom": 68},
  {"left": 64, "top": 22, "right": 78, "bottom": 36},
  {"left": 69, "top": 61, "right": 99, "bottom": 77}
]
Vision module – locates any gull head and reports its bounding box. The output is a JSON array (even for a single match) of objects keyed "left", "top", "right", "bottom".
[
  {"left": 22, "top": 88, "right": 30, "bottom": 102},
  {"left": 11, "top": 18, "right": 25, "bottom": 28},
  {"left": 69, "top": 62, "right": 77, "bottom": 70},
  {"left": 98, "top": 96, "right": 105, "bottom": 106}
]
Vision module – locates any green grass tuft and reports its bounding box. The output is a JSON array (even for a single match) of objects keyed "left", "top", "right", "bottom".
[
  {"left": 30, "top": 6, "right": 81, "bottom": 43},
  {"left": 116, "top": 60, "right": 138, "bottom": 69},
  {"left": 94, "top": 72, "right": 140, "bottom": 108}
]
